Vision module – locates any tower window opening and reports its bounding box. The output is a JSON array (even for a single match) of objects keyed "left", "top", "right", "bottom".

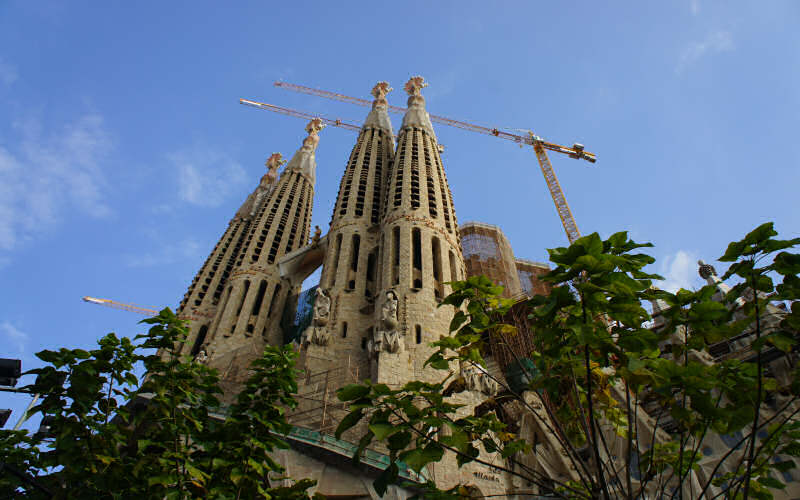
[
  {"left": 340, "top": 140, "right": 361, "bottom": 216},
  {"left": 449, "top": 250, "right": 458, "bottom": 282},
  {"left": 361, "top": 337, "right": 367, "bottom": 350},
  {"left": 432, "top": 237, "right": 443, "bottom": 299},
  {"left": 236, "top": 280, "right": 251, "bottom": 317},
  {"left": 350, "top": 234, "right": 361, "bottom": 271},
  {"left": 347, "top": 233, "right": 361, "bottom": 291},
  {"left": 355, "top": 133, "right": 371, "bottom": 217},
  {"left": 393, "top": 138, "right": 406, "bottom": 207},
  {"left": 410, "top": 131, "right": 420, "bottom": 209},
  {"left": 246, "top": 324, "right": 254, "bottom": 334},
  {"left": 251, "top": 280, "right": 267, "bottom": 315},
  {"left": 366, "top": 249, "right": 377, "bottom": 293},
  {"left": 415, "top": 325, "right": 422, "bottom": 345},
  {"left": 412, "top": 228, "right": 423, "bottom": 289},
  {"left": 267, "top": 283, "right": 282, "bottom": 318},
  {"left": 284, "top": 182, "right": 307, "bottom": 254},
  {"left": 330, "top": 233, "right": 343, "bottom": 287},
  {"left": 371, "top": 138, "right": 383, "bottom": 224},
  {"left": 190, "top": 325, "right": 208, "bottom": 357},
  {"left": 342, "top": 322, "right": 348, "bottom": 338},
  {"left": 392, "top": 226, "right": 400, "bottom": 286}
]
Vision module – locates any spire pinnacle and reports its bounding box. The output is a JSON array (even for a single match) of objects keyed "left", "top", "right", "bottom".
[
  {"left": 285, "top": 118, "right": 324, "bottom": 184},
  {"left": 364, "top": 82, "right": 394, "bottom": 134},
  {"left": 266, "top": 152, "right": 286, "bottom": 171},
  {"left": 261, "top": 152, "right": 285, "bottom": 187},
  {"left": 302, "top": 117, "right": 325, "bottom": 152},
  {"left": 404, "top": 76, "right": 428, "bottom": 101},
  {"left": 371, "top": 81, "right": 393, "bottom": 107},
  {"left": 400, "top": 76, "right": 435, "bottom": 137}
]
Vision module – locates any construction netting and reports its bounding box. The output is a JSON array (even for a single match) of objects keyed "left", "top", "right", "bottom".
[
  {"left": 281, "top": 285, "right": 318, "bottom": 344},
  {"left": 516, "top": 260, "right": 551, "bottom": 298},
  {"left": 460, "top": 222, "right": 520, "bottom": 297}
]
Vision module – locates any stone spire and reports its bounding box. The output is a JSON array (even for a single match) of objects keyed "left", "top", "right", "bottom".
[
  {"left": 699, "top": 259, "right": 745, "bottom": 307},
  {"left": 236, "top": 152, "right": 286, "bottom": 219},
  {"left": 374, "top": 75, "right": 464, "bottom": 384},
  {"left": 363, "top": 81, "right": 394, "bottom": 134},
  {"left": 307, "top": 82, "right": 396, "bottom": 379},
  {"left": 400, "top": 76, "right": 436, "bottom": 138},
  {"left": 284, "top": 117, "right": 325, "bottom": 185}
]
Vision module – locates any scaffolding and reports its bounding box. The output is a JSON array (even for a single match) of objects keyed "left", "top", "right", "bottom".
[
  {"left": 460, "top": 222, "right": 522, "bottom": 297},
  {"left": 288, "top": 354, "right": 362, "bottom": 434},
  {"left": 515, "top": 259, "right": 551, "bottom": 298}
]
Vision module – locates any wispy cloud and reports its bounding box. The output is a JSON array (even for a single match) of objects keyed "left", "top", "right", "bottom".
[
  {"left": 0, "top": 113, "right": 112, "bottom": 252},
  {"left": 677, "top": 30, "right": 734, "bottom": 74},
  {"left": 0, "top": 57, "right": 17, "bottom": 87},
  {"left": 657, "top": 250, "right": 700, "bottom": 292},
  {"left": 690, "top": 0, "right": 700, "bottom": 15},
  {"left": 124, "top": 238, "right": 203, "bottom": 268},
  {"left": 1, "top": 321, "right": 29, "bottom": 355},
  {"left": 168, "top": 148, "right": 247, "bottom": 207}
]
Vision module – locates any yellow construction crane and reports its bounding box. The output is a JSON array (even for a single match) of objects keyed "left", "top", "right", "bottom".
[
  {"left": 82, "top": 296, "right": 159, "bottom": 316},
  {"left": 266, "top": 81, "right": 596, "bottom": 244}
]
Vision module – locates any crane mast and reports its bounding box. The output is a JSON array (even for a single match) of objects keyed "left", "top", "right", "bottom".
[{"left": 269, "top": 81, "right": 594, "bottom": 244}]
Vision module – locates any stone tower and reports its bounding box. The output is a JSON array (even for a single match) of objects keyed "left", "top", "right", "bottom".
[
  {"left": 302, "top": 82, "right": 395, "bottom": 378},
  {"left": 372, "top": 76, "right": 465, "bottom": 384},
  {"left": 175, "top": 152, "right": 282, "bottom": 358},
  {"left": 178, "top": 118, "right": 325, "bottom": 387}
]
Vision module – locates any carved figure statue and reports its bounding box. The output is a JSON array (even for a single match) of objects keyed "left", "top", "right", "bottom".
[
  {"left": 194, "top": 347, "right": 208, "bottom": 364},
  {"left": 301, "top": 288, "right": 331, "bottom": 347},
  {"left": 380, "top": 290, "right": 399, "bottom": 331},
  {"left": 311, "top": 225, "right": 322, "bottom": 246},
  {"left": 371, "top": 291, "right": 402, "bottom": 355},
  {"left": 461, "top": 364, "right": 498, "bottom": 395},
  {"left": 313, "top": 288, "right": 330, "bottom": 326}
]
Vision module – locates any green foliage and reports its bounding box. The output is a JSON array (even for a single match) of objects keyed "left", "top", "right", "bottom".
[
  {"left": 0, "top": 309, "right": 319, "bottom": 499},
  {"left": 337, "top": 225, "right": 800, "bottom": 499}
]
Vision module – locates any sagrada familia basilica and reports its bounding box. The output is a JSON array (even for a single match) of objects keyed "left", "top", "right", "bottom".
[{"left": 173, "top": 77, "right": 799, "bottom": 498}]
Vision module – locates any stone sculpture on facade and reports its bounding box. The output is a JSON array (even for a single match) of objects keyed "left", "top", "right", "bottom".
[
  {"left": 371, "top": 290, "right": 403, "bottom": 355},
  {"left": 301, "top": 288, "right": 331, "bottom": 347},
  {"left": 194, "top": 347, "right": 208, "bottom": 364},
  {"left": 461, "top": 363, "right": 498, "bottom": 395}
]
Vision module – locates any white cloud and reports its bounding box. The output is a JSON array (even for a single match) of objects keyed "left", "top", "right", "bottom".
[
  {"left": 677, "top": 30, "right": 734, "bottom": 74},
  {"left": 169, "top": 148, "right": 247, "bottom": 207},
  {"left": 690, "top": 0, "right": 700, "bottom": 15},
  {"left": 0, "top": 114, "right": 112, "bottom": 252},
  {"left": 657, "top": 250, "right": 700, "bottom": 292},
  {"left": 1, "top": 321, "right": 29, "bottom": 355},
  {"left": 124, "top": 239, "right": 203, "bottom": 268},
  {"left": 0, "top": 57, "right": 17, "bottom": 87}
]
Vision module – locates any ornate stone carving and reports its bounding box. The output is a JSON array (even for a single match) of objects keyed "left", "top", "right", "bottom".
[
  {"left": 461, "top": 364, "right": 498, "bottom": 395},
  {"left": 380, "top": 290, "right": 399, "bottom": 331},
  {"left": 404, "top": 76, "right": 428, "bottom": 97},
  {"left": 194, "top": 347, "right": 208, "bottom": 364},
  {"left": 301, "top": 288, "right": 331, "bottom": 347},
  {"left": 698, "top": 260, "right": 717, "bottom": 280},
  {"left": 371, "top": 81, "right": 393, "bottom": 103},
  {"left": 247, "top": 153, "right": 285, "bottom": 217},
  {"left": 311, "top": 225, "right": 322, "bottom": 245},
  {"left": 371, "top": 291, "right": 403, "bottom": 355}
]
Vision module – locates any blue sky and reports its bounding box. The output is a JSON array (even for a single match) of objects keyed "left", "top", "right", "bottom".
[{"left": 1, "top": 1, "right": 798, "bottom": 426}]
